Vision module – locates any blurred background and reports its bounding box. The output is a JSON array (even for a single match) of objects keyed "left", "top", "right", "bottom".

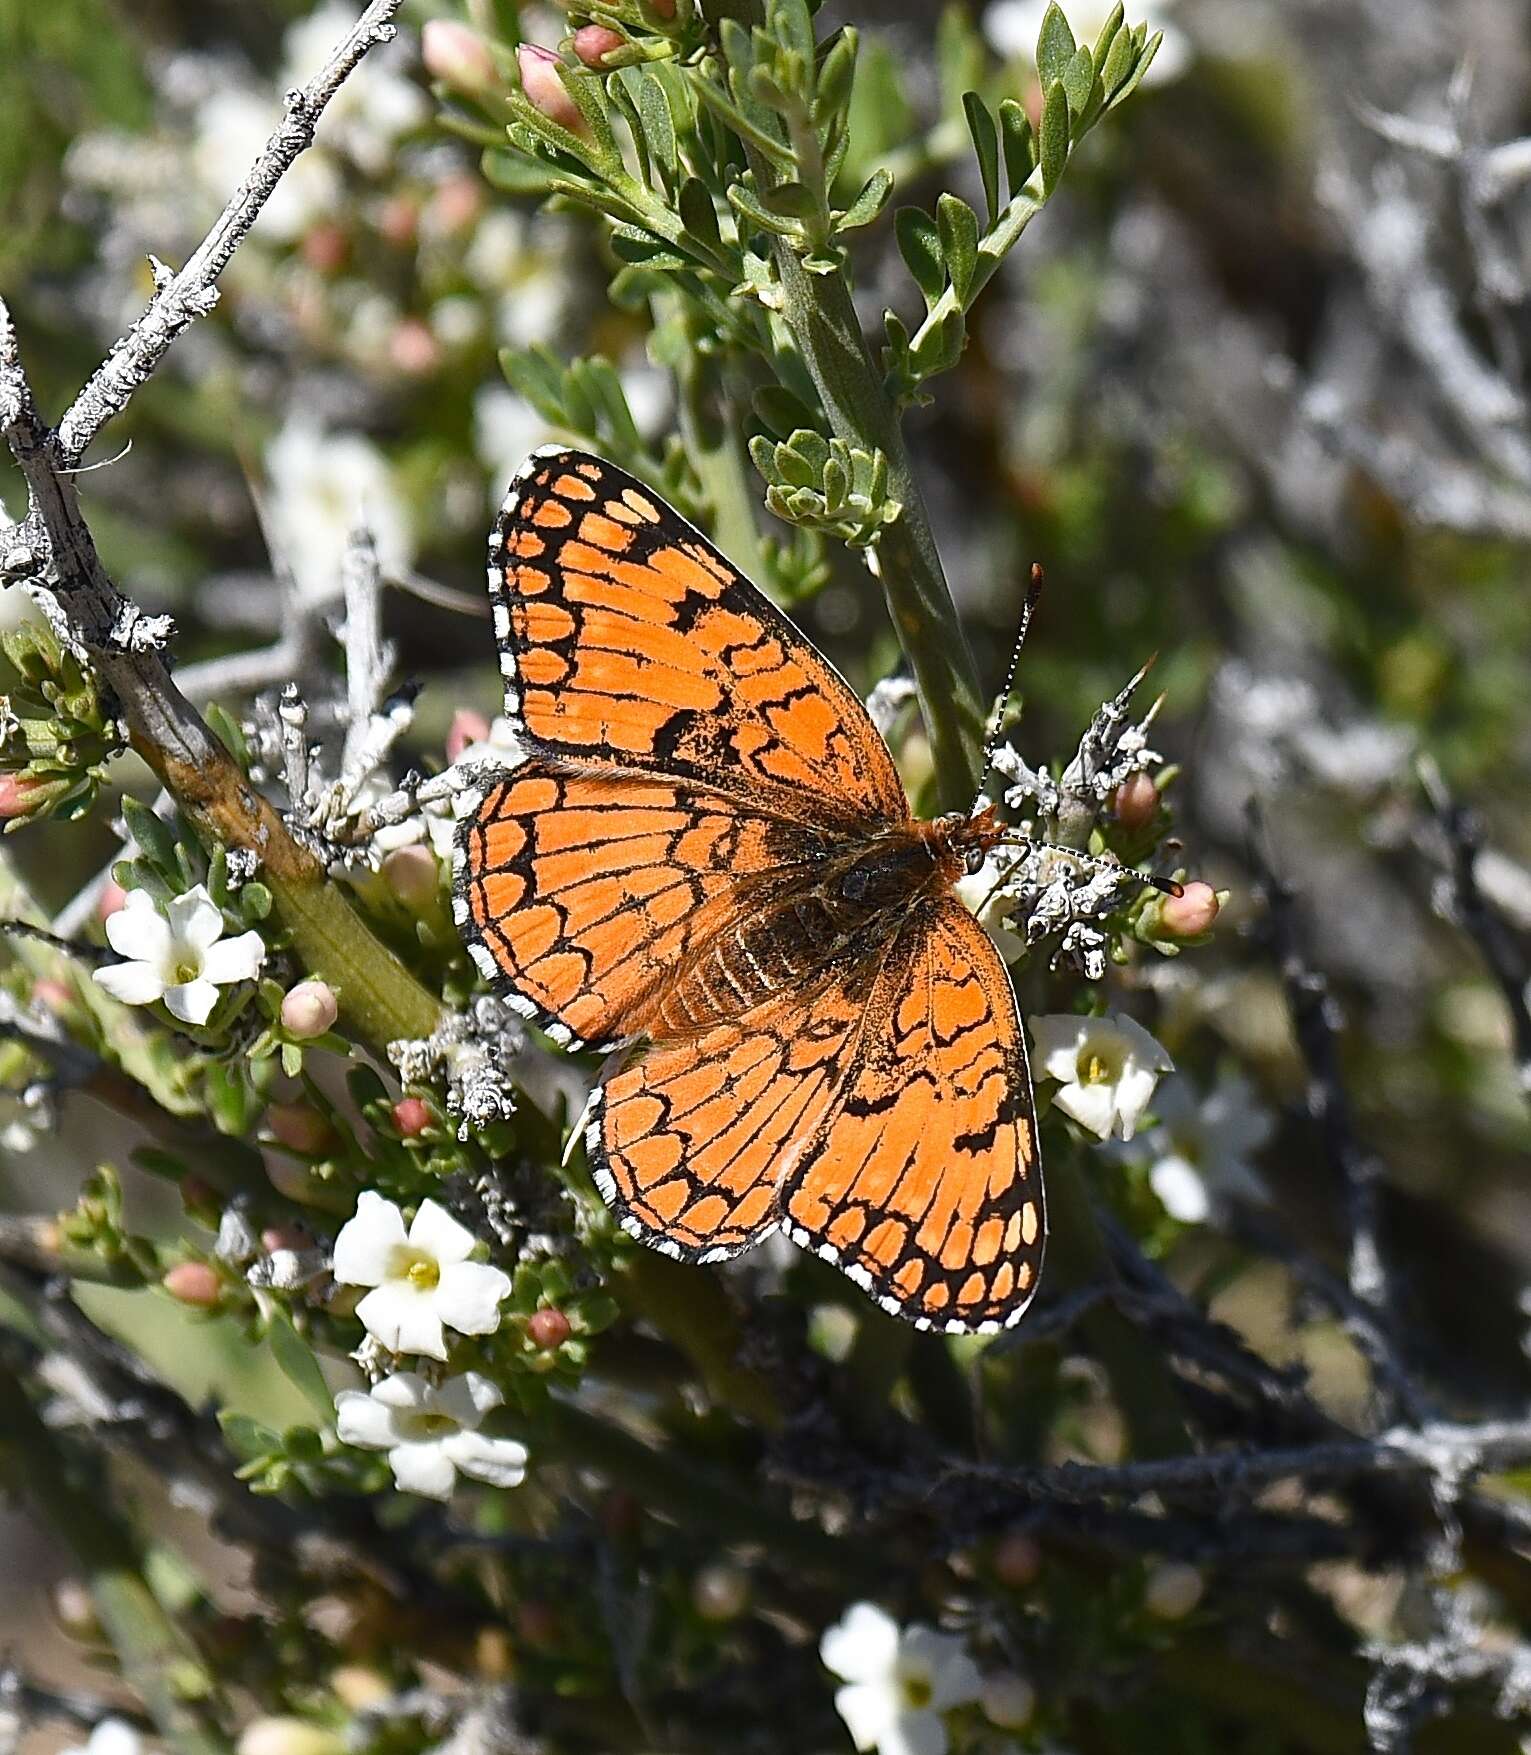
[{"left": 4, "top": 0, "right": 1531, "bottom": 1737}]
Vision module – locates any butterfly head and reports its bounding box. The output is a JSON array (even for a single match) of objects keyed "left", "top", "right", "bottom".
[{"left": 931, "top": 802, "right": 1006, "bottom": 877}]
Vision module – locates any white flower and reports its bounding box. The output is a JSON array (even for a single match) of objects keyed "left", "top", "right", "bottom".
[
  {"left": 371, "top": 717, "right": 527, "bottom": 860},
  {"left": 472, "top": 385, "right": 553, "bottom": 494},
  {"left": 1028, "top": 1011, "right": 1172, "bottom": 1141},
  {"left": 983, "top": 0, "right": 1191, "bottom": 84},
  {"left": 820, "top": 1603, "right": 982, "bottom": 1755},
  {"left": 956, "top": 854, "right": 1025, "bottom": 963},
  {"left": 93, "top": 885, "right": 265, "bottom": 1026},
  {"left": 281, "top": 3, "right": 428, "bottom": 176},
  {"left": 332, "top": 1191, "right": 511, "bottom": 1360},
  {"left": 63, "top": 1721, "right": 143, "bottom": 1755},
  {"left": 1143, "top": 1072, "right": 1272, "bottom": 1223},
  {"left": 334, "top": 1370, "right": 528, "bottom": 1499},
  {"left": 264, "top": 418, "right": 412, "bottom": 604},
  {"left": 193, "top": 88, "right": 342, "bottom": 240}
]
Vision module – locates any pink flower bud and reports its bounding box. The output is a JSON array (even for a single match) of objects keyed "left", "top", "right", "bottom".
[
  {"left": 573, "top": 24, "right": 626, "bottom": 67},
  {"left": 447, "top": 708, "right": 492, "bottom": 761},
  {"left": 97, "top": 879, "right": 127, "bottom": 922},
  {"left": 392, "top": 1096, "right": 432, "bottom": 1137},
  {"left": 376, "top": 195, "right": 419, "bottom": 247},
  {"left": 1112, "top": 771, "right": 1158, "bottom": 831},
  {"left": 261, "top": 1225, "right": 309, "bottom": 1254},
  {"left": 528, "top": 1307, "right": 572, "bottom": 1349},
  {"left": 516, "top": 44, "right": 587, "bottom": 135},
  {"left": 33, "top": 978, "right": 74, "bottom": 1013},
  {"left": 281, "top": 979, "right": 338, "bottom": 1039},
  {"left": 0, "top": 774, "right": 38, "bottom": 818},
  {"left": 424, "top": 176, "right": 484, "bottom": 238},
  {"left": 388, "top": 317, "right": 440, "bottom": 376},
  {"left": 265, "top": 1103, "right": 333, "bottom": 1156},
  {"left": 421, "top": 20, "right": 498, "bottom": 95},
  {"left": 381, "top": 843, "right": 440, "bottom": 909},
  {"left": 300, "top": 222, "right": 349, "bottom": 274},
  {"left": 993, "top": 1529, "right": 1042, "bottom": 1587},
  {"left": 1157, "top": 880, "right": 1220, "bottom": 939},
  {"left": 163, "top": 1261, "right": 223, "bottom": 1308},
  {"left": 649, "top": 0, "right": 677, "bottom": 17},
  {"left": 981, "top": 1673, "right": 1036, "bottom": 1730}
]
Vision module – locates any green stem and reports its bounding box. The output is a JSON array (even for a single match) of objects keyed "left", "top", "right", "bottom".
[
  {"left": 764, "top": 243, "right": 987, "bottom": 811},
  {"left": 0, "top": 1364, "right": 228, "bottom": 1755}
]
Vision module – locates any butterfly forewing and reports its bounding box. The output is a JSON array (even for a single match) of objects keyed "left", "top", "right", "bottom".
[{"left": 455, "top": 446, "right": 1045, "bottom": 1330}]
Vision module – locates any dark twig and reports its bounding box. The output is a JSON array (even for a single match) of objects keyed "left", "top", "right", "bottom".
[
  {"left": 1418, "top": 756, "right": 1531, "bottom": 1102},
  {"left": 1245, "top": 800, "right": 1423, "bottom": 1425}
]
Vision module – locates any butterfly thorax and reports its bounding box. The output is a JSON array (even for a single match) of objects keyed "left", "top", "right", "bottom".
[{"left": 640, "top": 806, "right": 1004, "bottom": 1039}]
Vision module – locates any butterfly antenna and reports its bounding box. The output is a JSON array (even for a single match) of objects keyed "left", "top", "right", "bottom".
[{"left": 978, "top": 563, "right": 1044, "bottom": 800}]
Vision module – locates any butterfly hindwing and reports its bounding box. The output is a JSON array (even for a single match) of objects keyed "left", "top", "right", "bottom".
[
  {"left": 779, "top": 899, "right": 1045, "bottom": 1333},
  {"left": 488, "top": 448, "right": 907, "bottom": 829}
]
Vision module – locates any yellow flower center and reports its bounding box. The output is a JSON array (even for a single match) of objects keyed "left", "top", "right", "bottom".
[
  {"left": 406, "top": 1257, "right": 441, "bottom": 1291},
  {"left": 1081, "top": 1048, "right": 1121, "bottom": 1085},
  {"left": 174, "top": 960, "right": 202, "bottom": 985},
  {"left": 416, "top": 1412, "right": 454, "bottom": 1437},
  {"left": 901, "top": 1675, "right": 933, "bottom": 1711}
]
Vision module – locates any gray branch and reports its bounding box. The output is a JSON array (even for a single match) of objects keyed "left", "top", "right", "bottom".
[{"left": 52, "top": 0, "right": 405, "bottom": 468}]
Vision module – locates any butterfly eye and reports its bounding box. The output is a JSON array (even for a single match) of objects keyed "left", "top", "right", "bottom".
[{"left": 964, "top": 847, "right": 988, "bottom": 875}]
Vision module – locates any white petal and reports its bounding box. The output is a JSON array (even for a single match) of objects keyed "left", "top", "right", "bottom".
[
  {"left": 1107, "top": 1012, "right": 1175, "bottom": 1073},
  {"left": 833, "top": 1684, "right": 896, "bottom": 1753},
  {"left": 900, "top": 1631, "right": 980, "bottom": 1711},
  {"left": 369, "top": 1370, "right": 434, "bottom": 1411},
  {"left": 85, "top": 1722, "right": 143, "bottom": 1755},
  {"left": 435, "top": 1260, "right": 511, "bottom": 1335},
  {"left": 356, "top": 1283, "right": 448, "bottom": 1359},
  {"left": 1112, "top": 1063, "right": 1162, "bottom": 1139},
  {"left": 1026, "top": 1015, "right": 1088, "bottom": 1083},
  {"left": 387, "top": 1439, "right": 458, "bottom": 1499},
  {"left": 93, "top": 960, "right": 167, "bottom": 1007},
  {"left": 431, "top": 1370, "right": 503, "bottom": 1429},
  {"left": 880, "top": 1709, "right": 947, "bottom": 1755},
  {"left": 1053, "top": 1081, "right": 1118, "bottom": 1140},
  {"left": 407, "top": 1197, "right": 478, "bottom": 1266},
  {"left": 167, "top": 885, "right": 224, "bottom": 953},
  {"left": 444, "top": 1430, "right": 529, "bottom": 1489},
  {"left": 1150, "top": 1157, "right": 1211, "bottom": 1223},
  {"left": 821, "top": 1602, "right": 901, "bottom": 1684},
  {"left": 201, "top": 930, "right": 267, "bottom": 985},
  {"left": 104, "top": 891, "right": 172, "bottom": 965},
  {"left": 163, "top": 978, "right": 220, "bottom": 1025},
  {"left": 332, "top": 1192, "right": 408, "bottom": 1286},
  {"left": 334, "top": 1387, "right": 406, "bottom": 1451}
]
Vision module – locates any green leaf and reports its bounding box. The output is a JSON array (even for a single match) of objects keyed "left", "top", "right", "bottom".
[
  {"left": 636, "top": 70, "right": 678, "bottom": 188},
  {"left": 1062, "top": 43, "right": 1097, "bottom": 120},
  {"left": 894, "top": 205, "right": 944, "bottom": 305},
  {"left": 962, "top": 92, "right": 1001, "bottom": 225},
  {"left": 267, "top": 1311, "right": 335, "bottom": 1424},
  {"left": 813, "top": 27, "right": 857, "bottom": 125},
  {"left": 677, "top": 176, "right": 724, "bottom": 258},
  {"left": 999, "top": 98, "right": 1036, "bottom": 194},
  {"left": 837, "top": 166, "right": 893, "bottom": 231},
  {"left": 219, "top": 1410, "right": 280, "bottom": 1464},
  {"left": 760, "top": 179, "right": 817, "bottom": 218},
  {"left": 1039, "top": 79, "right": 1069, "bottom": 197},
  {"left": 121, "top": 796, "right": 179, "bottom": 877},
  {"left": 936, "top": 193, "right": 980, "bottom": 304},
  {"left": 1099, "top": 18, "right": 1136, "bottom": 98},
  {"left": 1108, "top": 27, "right": 1162, "bottom": 108},
  {"left": 1091, "top": 1, "right": 1126, "bottom": 70},
  {"left": 1035, "top": 2, "right": 1076, "bottom": 87}
]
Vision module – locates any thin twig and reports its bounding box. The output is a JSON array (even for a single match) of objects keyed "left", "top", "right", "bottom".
[{"left": 52, "top": 1, "right": 405, "bottom": 468}]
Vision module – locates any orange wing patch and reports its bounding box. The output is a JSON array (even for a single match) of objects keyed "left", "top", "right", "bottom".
[
  {"left": 487, "top": 448, "right": 907, "bottom": 829},
  {"left": 455, "top": 758, "right": 824, "bottom": 1050},
  {"left": 587, "top": 974, "right": 873, "bottom": 1262},
  {"left": 779, "top": 901, "right": 1045, "bottom": 1333}
]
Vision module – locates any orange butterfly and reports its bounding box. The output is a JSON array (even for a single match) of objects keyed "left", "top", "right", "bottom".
[{"left": 453, "top": 448, "right": 1044, "bottom": 1332}]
